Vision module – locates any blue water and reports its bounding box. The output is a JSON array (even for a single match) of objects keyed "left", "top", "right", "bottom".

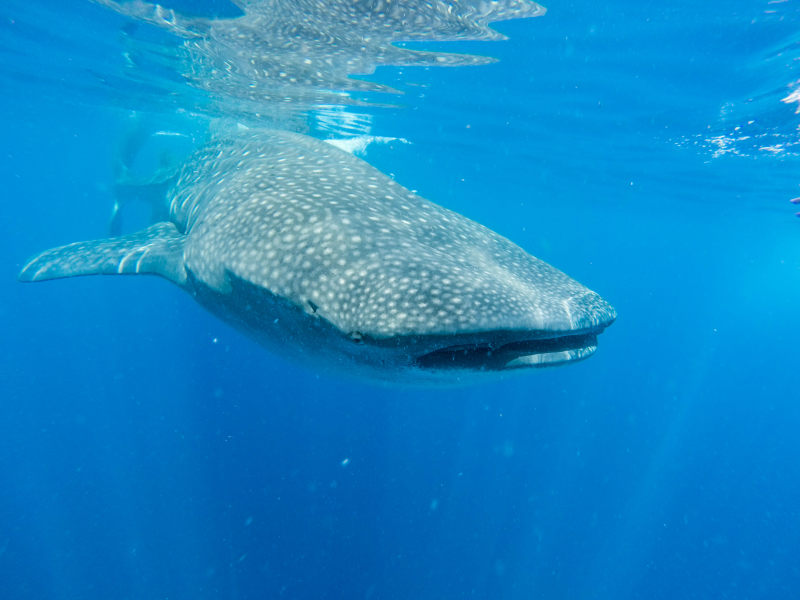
[{"left": 2, "top": 1, "right": 800, "bottom": 598}]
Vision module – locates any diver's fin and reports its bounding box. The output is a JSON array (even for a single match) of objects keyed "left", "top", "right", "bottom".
[{"left": 19, "top": 222, "right": 187, "bottom": 286}]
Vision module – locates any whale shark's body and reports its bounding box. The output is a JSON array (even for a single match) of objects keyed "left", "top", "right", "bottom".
[{"left": 19, "top": 129, "right": 615, "bottom": 383}]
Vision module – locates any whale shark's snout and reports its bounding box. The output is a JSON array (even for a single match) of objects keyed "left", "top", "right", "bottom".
[
  {"left": 566, "top": 290, "right": 617, "bottom": 332},
  {"left": 494, "top": 291, "right": 616, "bottom": 370},
  {"left": 409, "top": 291, "right": 615, "bottom": 373}
]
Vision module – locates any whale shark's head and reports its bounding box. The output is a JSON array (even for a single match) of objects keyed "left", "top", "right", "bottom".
[
  {"left": 319, "top": 241, "right": 617, "bottom": 382},
  {"left": 214, "top": 245, "right": 616, "bottom": 384}
]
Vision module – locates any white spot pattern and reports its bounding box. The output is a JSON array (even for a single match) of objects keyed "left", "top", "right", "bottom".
[{"left": 175, "top": 129, "right": 616, "bottom": 339}]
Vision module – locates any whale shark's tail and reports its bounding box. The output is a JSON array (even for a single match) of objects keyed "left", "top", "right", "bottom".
[{"left": 18, "top": 222, "right": 188, "bottom": 286}]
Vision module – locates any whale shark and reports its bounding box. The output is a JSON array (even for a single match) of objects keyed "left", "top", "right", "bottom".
[{"left": 19, "top": 128, "right": 615, "bottom": 383}]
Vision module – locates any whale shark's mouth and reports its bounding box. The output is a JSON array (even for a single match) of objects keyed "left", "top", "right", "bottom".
[{"left": 414, "top": 332, "right": 599, "bottom": 371}]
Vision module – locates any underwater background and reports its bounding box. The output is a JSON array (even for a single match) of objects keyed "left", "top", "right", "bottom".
[{"left": 1, "top": 0, "right": 799, "bottom": 598}]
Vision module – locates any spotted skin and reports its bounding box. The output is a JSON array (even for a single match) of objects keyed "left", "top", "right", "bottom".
[{"left": 20, "top": 129, "right": 615, "bottom": 383}]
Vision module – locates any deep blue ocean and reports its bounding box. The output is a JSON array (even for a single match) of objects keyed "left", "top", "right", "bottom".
[{"left": 2, "top": 1, "right": 800, "bottom": 598}]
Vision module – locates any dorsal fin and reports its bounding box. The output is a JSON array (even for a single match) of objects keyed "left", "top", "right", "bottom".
[{"left": 18, "top": 222, "right": 187, "bottom": 286}]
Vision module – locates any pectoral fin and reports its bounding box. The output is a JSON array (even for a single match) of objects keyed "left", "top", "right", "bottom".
[{"left": 19, "top": 221, "right": 187, "bottom": 286}]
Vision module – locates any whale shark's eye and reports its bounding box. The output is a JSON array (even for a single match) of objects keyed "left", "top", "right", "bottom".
[{"left": 349, "top": 331, "right": 364, "bottom": 344}]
